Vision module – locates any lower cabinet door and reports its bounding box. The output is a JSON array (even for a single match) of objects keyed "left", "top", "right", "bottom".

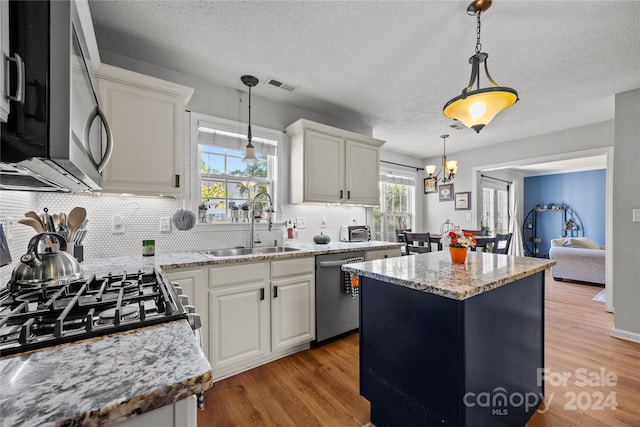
[
  {"left": 271, "top": 274, "right": 315, "bottom": 351},
  {"left": 209, "top": 282, "right": 269, "bottom": 370}
]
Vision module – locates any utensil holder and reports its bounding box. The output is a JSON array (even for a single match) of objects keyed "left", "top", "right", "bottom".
[{"left": 72, "top": 245, "right": 84, "bottom": 263}]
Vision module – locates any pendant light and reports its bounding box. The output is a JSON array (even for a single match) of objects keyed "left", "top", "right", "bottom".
[
  {"left": 443, "top": 0, "right": 518, "bottom": 133},
  {"left": 241, "top": 75, "right": 259, "bottom": 163},
  {"left": 425, "top": 135, "right": 457, "bottom": 183}
]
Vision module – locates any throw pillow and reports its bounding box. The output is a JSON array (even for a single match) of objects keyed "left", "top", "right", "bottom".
[{"left": 563, "top": 238, "right": 601, "bottom": 249}]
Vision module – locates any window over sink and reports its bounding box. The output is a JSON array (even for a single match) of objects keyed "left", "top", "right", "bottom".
[
  {"left": 190, "top": 112, "right": 281, "bottom": 224},
  {"left": 372, "top": 167, "right": 415, "bottom": 242}
]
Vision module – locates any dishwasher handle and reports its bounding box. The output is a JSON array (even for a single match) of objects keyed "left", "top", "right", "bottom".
[{"left": 318, "top": 257, "right": 364, "bottom": 268}]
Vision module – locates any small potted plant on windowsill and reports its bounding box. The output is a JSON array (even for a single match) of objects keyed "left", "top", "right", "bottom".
[
  {"left": 198, "top": 203, "right": 208, "bottom": 222},
  {"left": 481, "top": 219, "right": 491, "bottom": 236},
  {"left": 240, "top": 203, "right": 249, "bottom": 222}
]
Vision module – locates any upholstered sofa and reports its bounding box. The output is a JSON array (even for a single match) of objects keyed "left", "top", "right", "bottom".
[{"left": 549, "top": 238, "right": 605, "bottom": 285}]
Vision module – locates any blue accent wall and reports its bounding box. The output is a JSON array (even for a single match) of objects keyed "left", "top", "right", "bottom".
[{"left": 524, "top": 169, "right": 606, "bottom": 257}]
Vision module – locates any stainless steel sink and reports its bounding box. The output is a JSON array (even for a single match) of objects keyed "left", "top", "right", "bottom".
[{"left": 201, "top": 246, "right": 300, "bottom": 258}]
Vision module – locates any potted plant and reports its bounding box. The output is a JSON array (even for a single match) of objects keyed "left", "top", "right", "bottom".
[
  {"left": 481, "top": 219, "right": 491, "bottom": 236},
  {"left": 198, "top": 203, "right": 208, "bottom": 222},
  {"left": 441, "top": 228, "right": 477, "bottom": 263}
]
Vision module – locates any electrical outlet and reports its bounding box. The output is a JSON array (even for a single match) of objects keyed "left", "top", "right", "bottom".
[
  {"left": 296, "top": 217, "right": 307, "bottom": 229},
  {"left": 112, "top": 215, "right": 125, "bottom": 234},
  {"left": 633, "top": 209, "right": 640, "bottom": 223},
  {"left": 351, "top": 217, "right": 357, "bottom": 225},
  {"left": 321, "top": 216, "right": 327, "bottom": 228},
  {"left": 160, "top": 217, "right": 171, "bottom": 233}
]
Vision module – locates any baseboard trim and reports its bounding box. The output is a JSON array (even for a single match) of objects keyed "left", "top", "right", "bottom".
[{"left": 611, "top": 328, "right": 640, "bottom": 344}]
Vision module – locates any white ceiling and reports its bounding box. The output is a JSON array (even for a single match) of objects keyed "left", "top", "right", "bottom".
[{"left": 88, "top": 0, "right": 640, "bottom": 159}]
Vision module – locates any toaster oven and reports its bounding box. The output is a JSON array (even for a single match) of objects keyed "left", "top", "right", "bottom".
[{"left": 339, "top": 225, "right": 371, "bottom": 242}]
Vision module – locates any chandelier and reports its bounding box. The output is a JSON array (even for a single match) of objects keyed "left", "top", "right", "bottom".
[
  {"left": 443, "top": 0, "right": 518, "bottom": 133},
  {"left": 241, "top": 75, "right": 259, "bottom": 163},
  {"left": 425, "top": 135, "right": 457, "bottom": 183}
]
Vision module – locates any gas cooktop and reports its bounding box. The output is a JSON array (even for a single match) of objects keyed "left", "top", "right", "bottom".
[{"left": 0, "top": 269, "right": 187, "bottom": 357}]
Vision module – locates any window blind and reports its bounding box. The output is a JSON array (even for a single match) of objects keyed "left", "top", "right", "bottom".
[{"left": 198, "top": 118, "right": 278, "bottom": 156}]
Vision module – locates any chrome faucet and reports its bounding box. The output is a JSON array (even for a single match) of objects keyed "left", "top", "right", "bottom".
[{"left": 250, "top": 192, "right": 273, "bottom": 248}]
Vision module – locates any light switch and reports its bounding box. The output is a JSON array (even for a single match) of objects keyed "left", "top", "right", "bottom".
[
  {"left": 466, "top": 214, "right": 472, "bottom": 221},
  {"left": 633, "top": 209, "right": 640, "bottom": 223}
]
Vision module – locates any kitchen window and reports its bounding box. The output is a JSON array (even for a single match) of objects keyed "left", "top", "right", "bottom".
[
  {"left": 373, "top": 169, "right": 415, "bottom": 241},
  {"left": 191, "top": 112, "right": 281, "bottom": 223}
]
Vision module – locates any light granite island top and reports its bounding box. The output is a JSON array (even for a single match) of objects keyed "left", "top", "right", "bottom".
[
  {"left": 342, "top": 250, "right": 555, "bottom": 300},
  {"left": 0, "top": 320, "right": 212, "bottom": 427}
]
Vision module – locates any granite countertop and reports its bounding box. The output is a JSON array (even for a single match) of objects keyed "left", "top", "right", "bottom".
[
  {"left": 81, "top": 241, "right": 403, "bottom": 275},
  {"left": 0, "top": 320, "right": 212, "bottom": 427},
  {"left": 0, "top": 241, "right": 398, "bottom": 426},
  {"left": 342, "top": 250, "right": 556, "bottom": 300}
]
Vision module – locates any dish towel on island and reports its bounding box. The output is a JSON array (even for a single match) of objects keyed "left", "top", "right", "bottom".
[{"left": 342, "top": 256, "right": 364, "bottom": 297}]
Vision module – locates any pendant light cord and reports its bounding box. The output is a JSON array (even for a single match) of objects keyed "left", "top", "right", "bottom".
[{"left": 247, "top": 86, "right": 253, "bottom": 145}]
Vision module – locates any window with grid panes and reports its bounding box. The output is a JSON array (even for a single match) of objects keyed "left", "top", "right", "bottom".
[
  {"left": 373, "top": 169, "right": 415, "bottom": 242},
  {"left": 192, "top": 112, "right": 280, "bottom": 222}
]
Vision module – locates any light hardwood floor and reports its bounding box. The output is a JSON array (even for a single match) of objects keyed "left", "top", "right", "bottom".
[{"left": 198, "top": 271, "right": 640, "bottom": 426}]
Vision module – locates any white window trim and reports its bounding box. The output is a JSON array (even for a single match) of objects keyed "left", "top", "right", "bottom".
[
  {"left": 190, "top": 112, "right": 283, "bottom": 230},
  {"left": 374, "top": 165, "right": 417, "bottom": 241}
]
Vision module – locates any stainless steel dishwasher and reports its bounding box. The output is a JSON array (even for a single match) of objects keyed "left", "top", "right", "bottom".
[{"left": 315, "top": 251, "right": 365, "bottom": 343}]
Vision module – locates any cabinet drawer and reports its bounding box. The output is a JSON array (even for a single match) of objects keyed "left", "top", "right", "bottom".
[
  {"left": 271, "top": 257, "right": 314, "bottom": 279},
  {"left": 366, "top": 248, "right": 402, "bottom": 261},
  {"left": 209, "top": 262, "right": 269, "bottom": 288}
]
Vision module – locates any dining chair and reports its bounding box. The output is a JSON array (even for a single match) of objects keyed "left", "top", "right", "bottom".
[
  {"left": 492, "top": 233, "right": 513, "bottom": 254},
  {"left": 404, "top": 232, "right": 431, "bottom": 254},
  {"left": 396, "top": 228, "right": 411, "bottom": 243}
]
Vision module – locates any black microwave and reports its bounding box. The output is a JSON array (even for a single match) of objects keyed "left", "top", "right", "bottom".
[{"left": 0, "top": 0, "right": 112, "bottom": 192}]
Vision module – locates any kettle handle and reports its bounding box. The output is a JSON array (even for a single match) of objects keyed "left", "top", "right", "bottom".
[{"left": 26, "top": 232, "right": 68, "bottom": 256}]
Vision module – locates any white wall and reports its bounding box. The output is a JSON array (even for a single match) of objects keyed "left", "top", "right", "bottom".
[
  {"left": 420, "top": 120, "right": 615, "bottom": 234},
  {"left": 612, "top": 88, "right": 640, "bottom": 340}
]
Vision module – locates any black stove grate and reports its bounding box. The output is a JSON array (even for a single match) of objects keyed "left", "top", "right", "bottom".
[{"left": 0, "top": 268, "right": 187, "bottom": 357}]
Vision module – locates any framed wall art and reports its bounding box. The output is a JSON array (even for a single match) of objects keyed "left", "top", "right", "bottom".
[
  {"left": 424, "top": 177, "right": 437, "bottom": 194},
  {"left": 454, "top": 191, "right": 471, "bottom": 210},
  {"left": 439, "top": 183, "right": 454, "bottom": 202}
]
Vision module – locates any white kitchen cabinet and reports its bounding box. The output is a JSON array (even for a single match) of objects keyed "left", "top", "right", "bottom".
[
  {"left": 95, "top": 64, "right": 193, "bottom": 196},
  {"left": 271, "top": 257, "right": 315, "bottom": 351},
  {"left": 287, "top": 119, "right": 384, "bottom": 205},
  {"left": 207, "top": 257, "right": 315, "bottom": 381},
  {"left": 209, "top": 281, "right": 270, "bottom": 371},
  {"left": 0, "top": 0, "right": 10, "bottom": 122},
  {"left": 365, "top": 247, "right": 402, "bottom": 261},
  {"left": 165, "top": 268, "right": 208, "bottom": 360}
]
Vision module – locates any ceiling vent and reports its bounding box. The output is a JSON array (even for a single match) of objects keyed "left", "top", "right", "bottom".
[{"left": 265, "top": 77, "right": 295, "bottom": 92}]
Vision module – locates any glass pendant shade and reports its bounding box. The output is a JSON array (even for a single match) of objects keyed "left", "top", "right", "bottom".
[
  {"left": 425, "top": 165, "right": 437, "bottom": 175},
  {"left": 242, "top": 142, "right": 257, "bottom": 163},
  {"left": 446, "top": 160, "right": 458, "bottom": 175},
  {"left": 443, "top": 87, "right": 518, "bottom": 133}
]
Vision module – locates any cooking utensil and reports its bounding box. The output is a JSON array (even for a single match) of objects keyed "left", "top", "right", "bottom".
[
  {"left": 67, "top": 207, "right": 87, "bottom": 243},
  {"left": 25, "top": 211, "right": 44, "bottom": 228},
  {"left": 18, "top": 217, "right": 45, "bottom": 233},
  {"left": 10, "top": 232, "right": 83, "bottom": 287},
  {"left": 43, "top": 207, "right": 55, "bottom": 232}
]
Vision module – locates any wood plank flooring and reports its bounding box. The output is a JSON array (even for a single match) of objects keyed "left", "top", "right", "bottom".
[{"left": 198, "top": 272, "right": 640, "bottom": 426}]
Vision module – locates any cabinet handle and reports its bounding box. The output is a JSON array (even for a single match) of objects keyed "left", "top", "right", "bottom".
[
  {"left": 273, "top": 286, "right": 278, "bottom": 298},
  {"left": 347, "top": 190, "right": 351, "bottom": 200},
  {"left": 87, "top": 107, "right": 114, "bottom": 173},
  {"left": 259, "top": 288, "right": 264, "bottom": 301},
  {"left": 340, "top": 190, "right": 343, "bottom": 199},
  {"left": 5, "top": 53, "right": 25, "bottom": 103},
  {"left": 175, "top": 174, "right": 180, "bottom": 188}
]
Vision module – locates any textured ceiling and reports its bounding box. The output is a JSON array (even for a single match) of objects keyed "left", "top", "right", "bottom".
[{"left": 88, "top": 0, "right": 640, "bottom": 159}]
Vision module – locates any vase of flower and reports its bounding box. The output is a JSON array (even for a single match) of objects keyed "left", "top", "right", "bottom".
[
  {"left": 441, "top": 227, "right": 477, "bottom": 264},
  {"left": 450, "top": 247, "right": 468, "bottom": 264}
]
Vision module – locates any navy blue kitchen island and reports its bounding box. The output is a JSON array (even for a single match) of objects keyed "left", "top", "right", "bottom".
[{"left": 342, "top": 251, "right": 555, "bottom": 427}]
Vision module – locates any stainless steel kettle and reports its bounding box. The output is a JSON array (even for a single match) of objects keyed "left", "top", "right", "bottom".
[{"left": 10, "top": 232, "right": 83, "bottom": 287}]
